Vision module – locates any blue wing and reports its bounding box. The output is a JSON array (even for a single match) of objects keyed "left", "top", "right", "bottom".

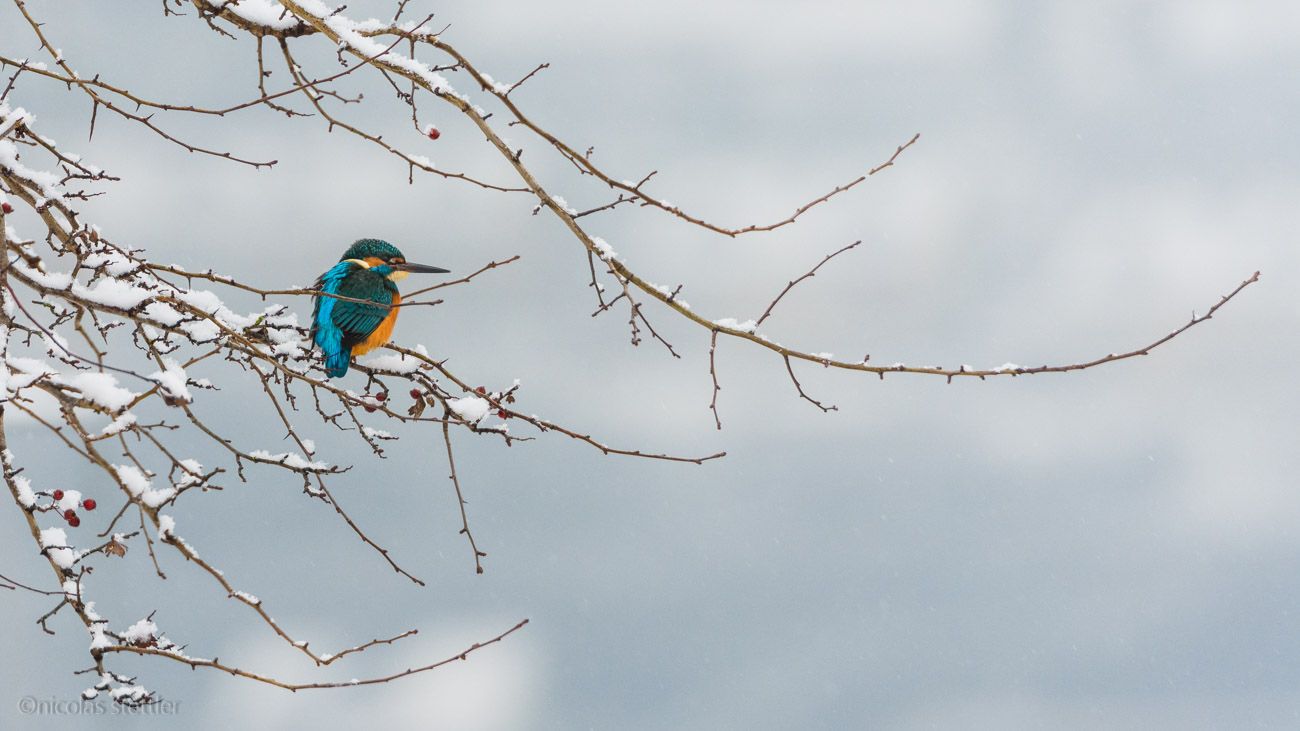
[
  {"left": 311, "top": 262, "right": 393, "bottom": 378},
  {"left": 312, "top": 262, "right": 357, "bottom": 377}
]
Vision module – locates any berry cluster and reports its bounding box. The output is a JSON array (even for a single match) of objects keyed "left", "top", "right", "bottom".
[
  {"left": 51, "top": 489, "right": 96, "bottom": 528},
  {"left": 361, "top": 391, "right": 388, "bottom": 413}
]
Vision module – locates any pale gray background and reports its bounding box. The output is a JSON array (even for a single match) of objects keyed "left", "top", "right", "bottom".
[{"left": 2, "top": 1, "right": 1297, "bottom": 729}]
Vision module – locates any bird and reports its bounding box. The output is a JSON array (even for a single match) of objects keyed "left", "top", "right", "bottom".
[{"left": 311, "top": 238, "right": 449, "bottom": 378}]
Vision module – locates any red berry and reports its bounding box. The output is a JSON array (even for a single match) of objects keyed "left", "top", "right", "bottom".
[
  {"left": 475, "top": 386, "right": 486, "bottom": 395},
  {"left": 53, "top": 489, "right": 64, "bottom": 500},
  {"left": 63, "top": 509, "right": 76, "bottom": 521},
  {"left": 1, "top": 202, "right": 12, "bottom": 214},
  {"left": 68, "top": 515, "right": 81, "bottom": 527},
  {"left": 363, "top": 404, "right": 376, "bottom": 413},
  {"left": 409, "top": 388, "right": 422, "bottom": 400},
  {"left": 496, "top": 409, "right": 508, "bottom": 419},
  {"left": 374, "top": 391, "right": 387, "bottom": 402},
  {"left": 427, "top": 127, "right": 441, "bottom": 140},
  {"left": 82, "top": 499, "right": 97, "bottom": 511}
]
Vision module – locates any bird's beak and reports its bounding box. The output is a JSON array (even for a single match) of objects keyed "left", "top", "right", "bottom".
[{"left": 394, "top": 262, "right": 450, "bottom": 274}]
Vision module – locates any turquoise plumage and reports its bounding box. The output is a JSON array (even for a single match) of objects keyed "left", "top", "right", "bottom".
[{"left": 311, "top": 239, "right": 448, "bottom": 378}]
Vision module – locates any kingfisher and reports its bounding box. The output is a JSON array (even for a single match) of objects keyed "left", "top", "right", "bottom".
[{"left": 311, "top": 238, "right": 449, "bottom": 378}]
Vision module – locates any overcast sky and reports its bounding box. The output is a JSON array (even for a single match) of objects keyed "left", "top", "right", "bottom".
[{"left": 2, "top": 1, "right": 1298, "bottom": 729}]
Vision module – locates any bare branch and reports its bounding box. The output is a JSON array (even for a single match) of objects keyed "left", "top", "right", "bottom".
[{"left": 756, "top": 241, "right": 863, "bottom": 328}]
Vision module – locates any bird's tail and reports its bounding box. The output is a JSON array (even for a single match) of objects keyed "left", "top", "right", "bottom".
[{"left": 324, "top": 347, "right": 351, "bottom": 378}]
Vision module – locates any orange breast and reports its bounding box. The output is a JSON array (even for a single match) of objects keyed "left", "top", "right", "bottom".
[{"left": 351, "top": 293, "right": 400, "bottom": 356}]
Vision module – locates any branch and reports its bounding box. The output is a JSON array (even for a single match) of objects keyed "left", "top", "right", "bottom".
[
  {"left": 101, "top": 618, "right": 528, "bottom": 691},
  {"left": 756, "top": 241, "right": 862, "bottom": 328}
]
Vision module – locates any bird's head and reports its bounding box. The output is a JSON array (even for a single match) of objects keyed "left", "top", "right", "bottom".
[{"left": 339, "top": 238, "right": 450, "bottom": 281}]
